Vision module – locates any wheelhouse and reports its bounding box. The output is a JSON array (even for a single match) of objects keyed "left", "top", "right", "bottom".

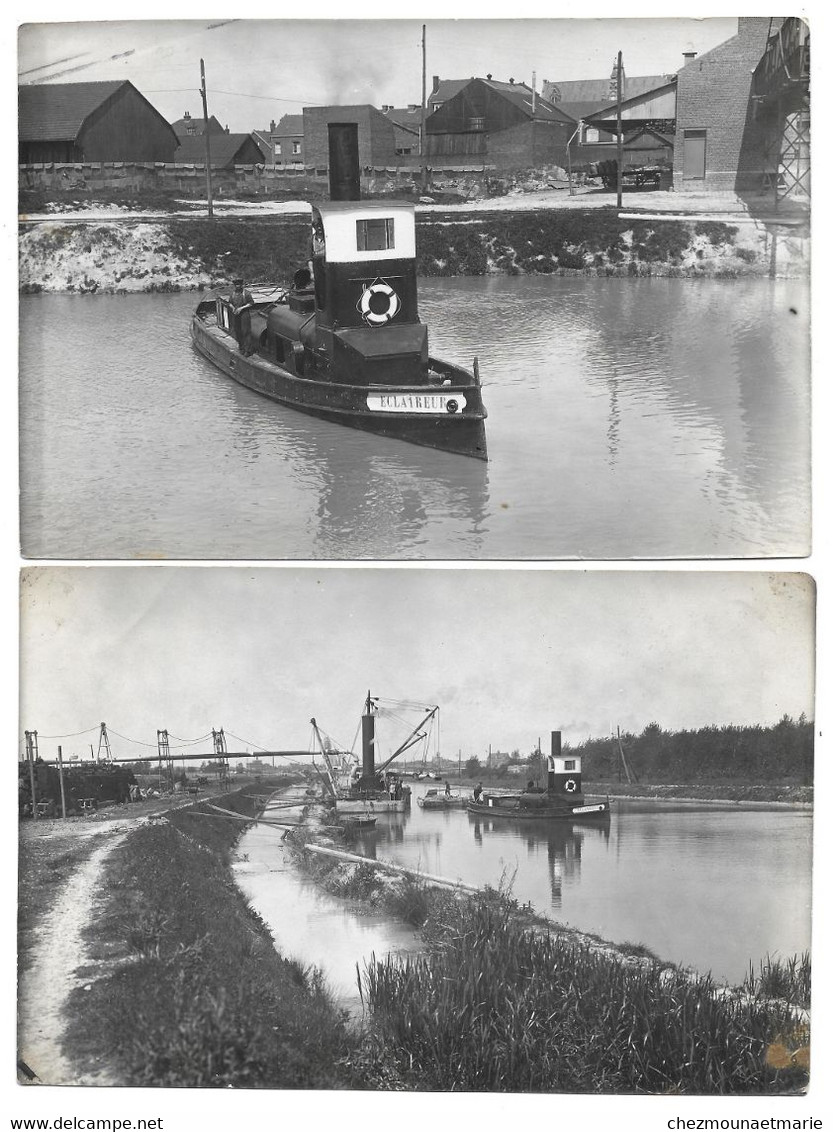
[{"left": 265, "top": 200, "right": 428, "bottom": 386}]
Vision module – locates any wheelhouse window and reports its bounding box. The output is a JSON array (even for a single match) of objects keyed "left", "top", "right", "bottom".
[
  {"left": 356, "top": 217, "right": 395, "bottom": 252},
  {"left": 564, "top": 760, "right": 576, "bottom": 771}
]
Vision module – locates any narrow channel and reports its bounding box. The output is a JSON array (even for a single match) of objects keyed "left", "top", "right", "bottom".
[{"left": 233, "top": 796, "right": 421, "bottom": 1016}]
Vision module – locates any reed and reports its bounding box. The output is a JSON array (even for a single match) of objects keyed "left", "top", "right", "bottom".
[
  {"left": 743, "top": 953, "right": 811, "bottom": 1011},
  {"left": 360, "top": 894, "right": 809, "bottom": 1094}
]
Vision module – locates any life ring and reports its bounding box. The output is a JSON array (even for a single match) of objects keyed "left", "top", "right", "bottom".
[
  {"left": 565, "top": 779, "right": 577, "bottom": 793},
  {"left": 358, "top": 280, "right": 401, "bottom": 326}
]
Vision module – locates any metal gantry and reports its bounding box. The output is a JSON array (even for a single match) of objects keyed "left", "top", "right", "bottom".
[{"left": 752, "top": 18, "right": 810, "bottom": 208}]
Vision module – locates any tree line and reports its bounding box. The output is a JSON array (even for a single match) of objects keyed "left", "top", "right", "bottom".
[{"left": 568, "top": 715, "right": 813, "bottom": 785}]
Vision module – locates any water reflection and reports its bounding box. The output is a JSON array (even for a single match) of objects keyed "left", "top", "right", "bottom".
[
  {"left": 208, "top": 371, "right": 493, "bottom": 559},
  {"left": 19, "top": 281, "right": 810, "bottom": 559},
  {"left": 469, "top": 816, "right": 610, "bottom": 909}
]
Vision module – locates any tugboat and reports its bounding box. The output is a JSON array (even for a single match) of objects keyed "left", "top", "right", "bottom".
[
  {"left": 191, "top": 199, "right": 488, "bottom": 460},
  {"left": 312, "top": 693, "right": 439, "bottom": 815},
  {"left": 467, "top": 732, "right": 611, "bottom": 823}
]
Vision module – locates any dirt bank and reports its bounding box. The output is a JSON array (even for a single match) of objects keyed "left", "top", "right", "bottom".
[{"left": 18, "top": 195, "right": 809, "bottom": 295}]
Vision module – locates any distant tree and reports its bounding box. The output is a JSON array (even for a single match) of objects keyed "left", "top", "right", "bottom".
[
  {"left": 528, "top": 749, "right": 545, "bottom": 780},
  {"left": 464, "top": 756, "right": 481, "bottom": 777}
]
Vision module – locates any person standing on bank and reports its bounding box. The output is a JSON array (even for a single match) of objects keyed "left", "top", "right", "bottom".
[{"left": 230, "top": 277, "right": 254, "bottom": 356}]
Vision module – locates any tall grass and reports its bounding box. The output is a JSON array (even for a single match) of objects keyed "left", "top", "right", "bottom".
[
  {"left": 743, "top": 954, "right": 811, "bottom": 1011},
  {"left": 360, "top": 894, "right": 809, "bottom": 1094},
  {"left": 62, "top": 807, "right": 358, "bottom": 1088}
]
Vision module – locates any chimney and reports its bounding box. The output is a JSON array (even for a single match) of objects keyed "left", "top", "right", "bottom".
[
  {"left": 486, "top": 73, "right": 492, "bottom": 81},
  {"left": 682, "top": 51, "right": 697, "bottom": 60},
  {"left": 270, "top": 119, "right": 276, "bottom": 132},
  {"left": 432, "top": 74, "right": 439, "bottom": 92},
  {"left": 509, "top": 77, "right": 515, "bottom": 84},
  {"left": 184, "top": 110, "right": 191, "bottom": 120}
]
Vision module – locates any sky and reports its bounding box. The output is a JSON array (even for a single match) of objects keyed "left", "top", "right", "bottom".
[
  {"left": 19, "top": 567, "right": 815, "bottom": 766},
  {"left": 16, "top": 16, "right": 740, "bottom": 132}
]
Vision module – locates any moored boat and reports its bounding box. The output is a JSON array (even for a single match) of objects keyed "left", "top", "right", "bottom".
[
  {"left": 418, "top": 787, "right": 466, "bottom": 810},
  {"left": 467, "top": 731, "right": 611, "bottom": 823},
  {"left": 191, "top": 200, "right": 487, "bottom": 460}
]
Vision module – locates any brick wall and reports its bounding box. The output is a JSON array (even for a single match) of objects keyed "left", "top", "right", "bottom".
[
  {"left": 673, "top": 17, "right": 777, "bottom": 193},
  {"left": 18, "top": 159, "right": 497, "bottom": 199}
]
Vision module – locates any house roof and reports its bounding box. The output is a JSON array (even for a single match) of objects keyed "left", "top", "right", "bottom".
[
  {"left": 430, "top": 77, "right": 574, "bottom": 125},
  {"left": 543, "top": 74, "right": 670, "bottom": 104},
  {"left": 171, "top": 113, "right": 225, "bottom": 136},
  {"left": 251, "top": 130, "right": 273, "bottom": 158},
  {"left": 383, "top": 107, "right": 422, "bottom": 135},
  {"left": 19, "top": 80, "right": 139, "bottom": 142},
  {"left": 174, "top": 133, "right": 261, "bottom": 166},
  {"left": 273, "top": 113, "right": 303, "bottom": 137},
  {"left": 480, "top": 78, "right": 572, "bottom": 122},
  {"left": 429, "top": 79, "right": 469, "bottom": 105}
]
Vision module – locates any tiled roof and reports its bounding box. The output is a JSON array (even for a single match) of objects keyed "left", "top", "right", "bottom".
[
  {"left": 273, "top": 114, "right": 303, "bottom": 136},
  {"left": 19, "top": 80, "right": 128, "bottom": 141},
  {"left": 429, "top": 79, "right": 469, "bottom": 105},
  {"left": 482, "top": 79, "right": 574, "bottom": 122},
  {"left": 382, "top": 107, "right": 422, "bottom": 135},
  {"left": 174, "top": 133, "right": 260, "bottom": 166},
  {"left": 171, "top": 114, "right": 224, "bottom": 137}
]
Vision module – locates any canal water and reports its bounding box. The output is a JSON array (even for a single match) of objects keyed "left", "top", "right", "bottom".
[
  {"left": 236, "top": 786, "right": 812, "bottom": 1005},
  {"left": 19, "top": 277, "right": 809, "bottom": 559}
]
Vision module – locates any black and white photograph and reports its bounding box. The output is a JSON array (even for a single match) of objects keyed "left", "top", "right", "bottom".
[
  {"left": 16, "top": 567, "right": 814, "bottom": 1094},
  {"left": 17, "top": 17, "right": 810, "bottom": 561},
  {"left": 11, "top": 9, "right": 826, "bottom": 1129}
]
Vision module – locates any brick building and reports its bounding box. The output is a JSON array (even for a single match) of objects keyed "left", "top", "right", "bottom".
[
  {"left": 673, "top": 17, "right": 782, "bottom": 192},
  {"left": 302, "top": 105, "right": 398, "bottom": 169}
]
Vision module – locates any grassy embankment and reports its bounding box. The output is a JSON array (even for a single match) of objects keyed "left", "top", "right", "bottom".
[
  {"left": 33, "top": 785, "right": 810, "bottom": 1092},
  {"left": 287, "top": 824, "right": 811, "bottom": 1094},
  {"left": 58, "top": 784, "right": 361, "bottom": 1088}
]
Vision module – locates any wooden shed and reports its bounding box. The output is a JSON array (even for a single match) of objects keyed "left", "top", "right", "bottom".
[
  {"left": 425, "top": 77, "right": 575, "bottom": 165},
  {"left": 19, "top": 80, "right": 179, "bottom": 164}
]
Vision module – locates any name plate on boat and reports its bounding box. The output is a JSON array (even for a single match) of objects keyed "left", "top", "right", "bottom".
[
  {"left": 367, "top": 393, "right": 468, "bottom": 414},
  {"left": 572, "top": 804, "right": 607, "bottom": 814}
]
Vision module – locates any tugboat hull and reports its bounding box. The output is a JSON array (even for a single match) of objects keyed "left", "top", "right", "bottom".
[
  {"left": 191, "top": 314, "right": 488, "bottom": 461},
  {"left": 466, "top": 799, "right": 611, "bottom": 823}
]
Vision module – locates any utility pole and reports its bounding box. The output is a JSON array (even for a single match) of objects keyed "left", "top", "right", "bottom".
[
  {"left": 420, "top": 24, "right": 428, "bottom": 190},
  {"left": 25, "top": 730, "right": 38, "bottom": 820},
  {"left": 616, "top": 51, "right": 624, "bottom": 209},
  {"left": 200, "top": 58, "right": 215, "bottom": 219},
  {"left": 57, "top": 745, "right": 67, "bottom": 820}
]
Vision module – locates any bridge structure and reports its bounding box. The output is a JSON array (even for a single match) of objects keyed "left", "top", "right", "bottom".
[{"left": 752, "top": 18, "right": 810, "bottom": 209}]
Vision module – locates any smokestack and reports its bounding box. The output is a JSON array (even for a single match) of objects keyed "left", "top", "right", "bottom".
[
  {"left": 551, "top": 730, "right": 562, "bottom": 759},
  {"left": 532, "top": 70, "right": 537, "bottom": 114},
  {"left": 361, "top": 692, "right": 376, "bottom": 781}
]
